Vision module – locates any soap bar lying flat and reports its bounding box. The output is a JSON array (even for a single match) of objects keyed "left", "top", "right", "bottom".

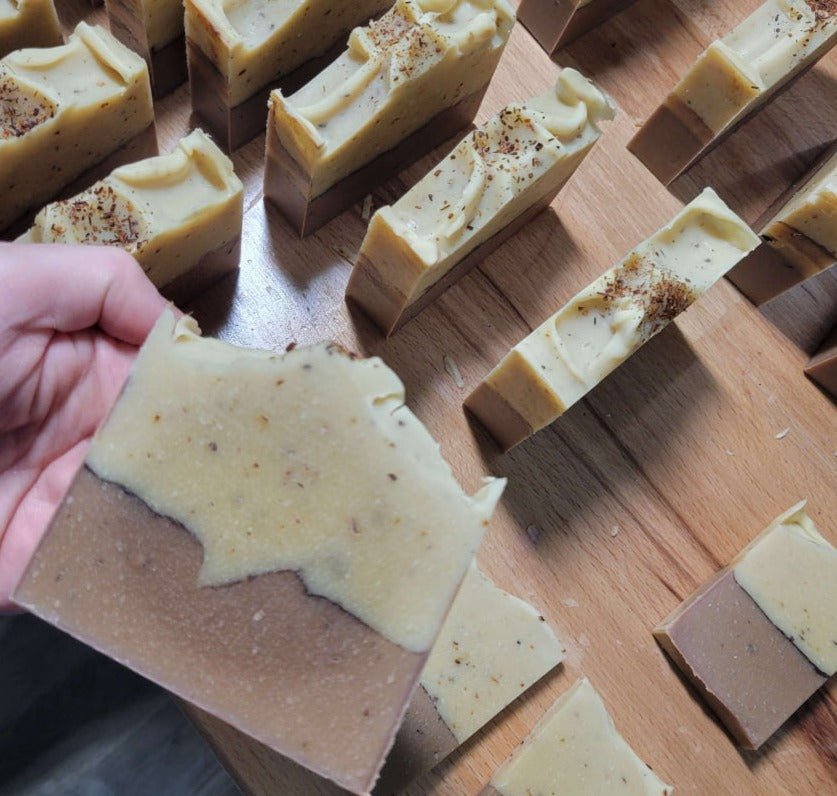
[
  {"left": 0, "top": 22, "right": 155, "bottom": 233},
  {"left": 186, "top": 0, "right": 393, "bottom": 151},
  {"left": 0, "top": 0, "right": 62, "bottom": 58},
  {"left": 728, "top": 142, "right": 837, "bottom": 305},
  {"left": 482, "top": 678, "right": 672, "bottom": 796},
  {"left": 106, "top": 0, "right": 188, "bottom": 97},
  {"left": 180, "top": 565, "right": 563, "bottom": 795},
  {"left": 19, "top": 129, "right": 244, "bottom": 304},
  {"left": 655, "top": 502, "right": 836, "bottom": 749},
  {"left": 518, "top": 0, "right": 637, "bottom": 55},
  {"left": 628, "top": 1, "right": 837, "bottom": 185},
  {"left": 465, "top": 188, "right": 759, "bottom": 450},
  {"left": 805, "top": 325, "right": 837, "bottom": 397},
  {"left": 264, "top": 0, "right": 515, "bottom": 236},
  {"left": 14, "top": 312, "right": 504, "bottom": 795},
  {"left": 347, "top": 68, "right": 614, "bottom": 335}
]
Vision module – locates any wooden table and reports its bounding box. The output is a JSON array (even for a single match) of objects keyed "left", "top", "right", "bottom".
[{"left": 61, "top": 0, "right": 836, "bottom": 793}]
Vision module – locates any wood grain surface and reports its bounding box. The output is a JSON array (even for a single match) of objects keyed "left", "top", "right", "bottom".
[{"left": 60, "top": 1, "right": 836, "bottom": 794}]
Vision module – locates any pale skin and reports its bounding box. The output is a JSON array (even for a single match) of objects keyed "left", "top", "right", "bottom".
[{"left": 0, "top": 244, "right": 169, "bottom": 611}]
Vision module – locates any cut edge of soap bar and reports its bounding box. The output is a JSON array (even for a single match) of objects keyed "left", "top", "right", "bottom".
[
  {"left": 517, "top": 0, "right": 638, "bottom": 54},
  {"left": 805, "top": 326, "right": 837, "bottom": 398},
  {"left": 654, "top": 563, "right": 827, "bottom": 749}
]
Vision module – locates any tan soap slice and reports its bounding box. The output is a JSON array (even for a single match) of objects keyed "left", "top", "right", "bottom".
[
  {"left": 185, "top": 0, "right": 392, "bottom": 137},
  {"left": 106, "top": 0, "right": 188, "bottom": 97},
  {"left": 728, "top": 143, "right": 837, "bottom": 304},
  {"left": 0, "top": 0, "right": 62, "bottom": 57},
  {"left": 654, "top": 502, "right": 833, "bottom": 749},
  {"left": 483, "top": 678, "right": 672, "bottom": 796},
  {"left": 19, "top": 129, "right": 244, "bottom": 303},
  {"left": 0, "top": 22, "right": 155, "bottom": 232},
  {"left": 264, "top": 0, "right": 515, "bottom": 235},
  {"left": 628, "top": 1, "right": 837, "bottom": 184},
  {"left": 733, "top": 502, "right": 837, "bottom": 677},
  {"left": 518, "top": 0, "right": 638, "bottom": 55},
  {"left": 181, "top": 565, "right": 563, "bottom": 795},
  {"left": 347, "top": 67, "right": 614, "bottom": 335},
  {"left": 465, "top": 188, "right": 759, "bottom": 450},
  {"left": 14, "top": 311, "right": 504, "bottom": 795}
]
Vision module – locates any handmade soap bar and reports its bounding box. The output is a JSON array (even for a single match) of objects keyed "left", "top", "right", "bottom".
[
  {"left": 655, "top": 502, "right": 836, "bottom": 749},
  {"left": 264, "top": 0, "right": 515, "bottom": 236},
  {"left": 728, "top": 143, "right": 837, "bottom": 305},
  {"left": 186, "top": 0, "right": 393, "bottom": 150},
  {"left": 628, "top": 0, "right": 837, "bottom": 184},
  {"left": 518, "top": 0, "right": 637, "bottom": 55},
  {"left": 0, "top": 0, "right": 62, "bottom": 58},
  {"left": 0, "top": 22, "right": 155, "bottom": 233},
  {"left": 805, "top": 326, "right": 837, "bottom": 397},
  {"left": 481, "top": 678, "right": 672, "bottom": 796},
  {"left": 19, "top": 129, "right": 244, "bottom": 303},
  {"left": 347, "top": 68, "right": 614, "bottom": 335},
  {"left": 14, "top": 312, "right": 504, "bottom": 795},
  {"left": 465, "top": 188, "right": 759, "bottom": 450},
  {"left": 179, "top": 565, "right": 563, "bottom": 795},
  {"left": 106, "top": 0, "right": 188, "bottom": 97}
]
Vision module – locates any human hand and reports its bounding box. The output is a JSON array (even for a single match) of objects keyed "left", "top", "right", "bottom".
[{"left": 0, "top": 244, "right": 169, "bottom": 611}]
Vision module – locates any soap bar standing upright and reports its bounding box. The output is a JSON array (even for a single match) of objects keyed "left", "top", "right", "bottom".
[
  {"left": 0, "top": 0, "right": 62, "bottom": 58},
  {"left": 628, "top": 0, "right": 837, "bottom": 184},
  {"left": 264, "top": 0, "right": 515, "bottom": 237},
  {"left": 347, "top": 67, "right": 614, "bottom": 335},
  {"left": 14, "top": 312, "right": 505, "bottom": 795}
]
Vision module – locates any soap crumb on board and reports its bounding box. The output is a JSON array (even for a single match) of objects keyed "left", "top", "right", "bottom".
[
  {"left": 443, "top": 354, "right": 464, "bottom": 388},
  {"left": 610, "top": 525, "right": 620, "bottom": 537},
  {"left": 526, "top": 524, "right": 541, "bottom": 544},
  {"left": 775, "top": 427, "right": 790, "bottom": 440},
  {"left": 561, "top": 597, "right": 579, "bottom": 608}
]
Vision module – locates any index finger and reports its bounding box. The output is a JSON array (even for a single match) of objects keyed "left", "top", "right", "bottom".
[{"left": 0, "top": 243, "right": 171, "bottom": 346}]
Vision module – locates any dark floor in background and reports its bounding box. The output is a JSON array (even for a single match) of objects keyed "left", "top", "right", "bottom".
[{"left": 0, "top": 615, "right": 239, "bottom": 796}]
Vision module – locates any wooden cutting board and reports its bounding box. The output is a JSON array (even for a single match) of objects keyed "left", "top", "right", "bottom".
[{"left": 60, "top": 0, "right": 836, "bottom": 793}]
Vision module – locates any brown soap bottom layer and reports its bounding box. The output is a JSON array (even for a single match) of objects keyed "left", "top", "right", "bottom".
[
  {"left": 348, "top": 192, "right": 556, "bottom": 336},
  {"left": 627, "top": 96, "right": 713, "bottom": 186},
  {"left": 187, "top": 38, "right": 346, "bottom": 153},
  {"left": 182, "top": 683, "right": 457, "bottom": 796},
  {"left": 465, "top": 381, "right": 536, "bottom": 453},
  {"left": 14, "top": 467, "right": 424, "bottom": 795},
  {"left": 654, "top": 569, "right": 826, "bottom": 750},
  {"left": 518, "top": 0, "right": 638, "bottom": 55},
  {"left": 1, "top": 123, "right": 158, "bottom": 240},
  {"left": 479, "top": 786, "right": 504, "bottom": 796},
  {"left": 805, "top": 326, "right": 837, "bottom": 398},
  {"left": 158, "top": 236, "right": 241, "bottom": 307},
  {"left": 265, "top": 86, "right": 487, "bottom": 238},
  {"left": 106, "top": 0, "right": 186, "bottom": 98}
]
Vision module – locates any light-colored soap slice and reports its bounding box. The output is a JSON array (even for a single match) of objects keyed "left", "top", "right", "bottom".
[
  {"left": 733, "top": 501, "right": 837, "bottom": 677},
  {"left": 0, "top": 22, "right": 155, "bottom": 231},
  {"left": 727, "top": 143, "right": 837, "bottom": 304},
  {"left": 347, "top": 68, "right": 614, "bottom": 335},
  {"left": 0, "top": 0, "right": 62, "bottom": 57},
  {"left": 484, "top": 678, "right": 673, "bottom": 796},
  {"left": 267, "top": 0, "right": 515, "bottom": 200},
  {"left": 628, "top": 0, "right": 837, "bottom": 184},
  {"left": 186, "top": 0, "right": 393, "bottom": 109},
  {"left": 465, "top": 188, "right": 760, "bottom": 450},
  {"left": 14, "top": 311, "right": 504, "bottom": 794},
  {"left": 19, "top": 129, "right": 244, "bottom": 302}
]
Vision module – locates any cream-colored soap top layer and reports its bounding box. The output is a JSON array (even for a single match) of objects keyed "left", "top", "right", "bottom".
[
  {"left": 420, "top": 564, "right": 563, "bottom": 742},
  {"left": 490, "top": 678, "right": 672, "bottom": 796},
  {"left": 674, "top": 0, "right": 837, "bottom": 132},
  {"left": 22, "top": 129, "right": 242, "bottom": 272},
  {"left": 733, "top": 502, "right": 837, "bottom": 677},
  {"left": 186, "top": 0, "right": 391, "bottom": 104},
  {"left": 768, "top": 148, "right": 837, "bottom": 255},
  {"left": 369, "top": 68, "right": 613, "bottom": 297},
  {"left": 139, "top": 0, "right": 186, "bottom": 51},
  {"left": 271, "top": 0, "right": 514, "bottom": 196},
  {"left": 0, "top": 22, "right": 146, "bottom": 144},
  {"left": 86, "top": 312, "right": 504, "bottom": 653},
  {"left": 0, "top": 0, "right": 60, "bottom": 43},
  {"left": 497, "top": 188, "right": 758, "bottom": 420}
]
